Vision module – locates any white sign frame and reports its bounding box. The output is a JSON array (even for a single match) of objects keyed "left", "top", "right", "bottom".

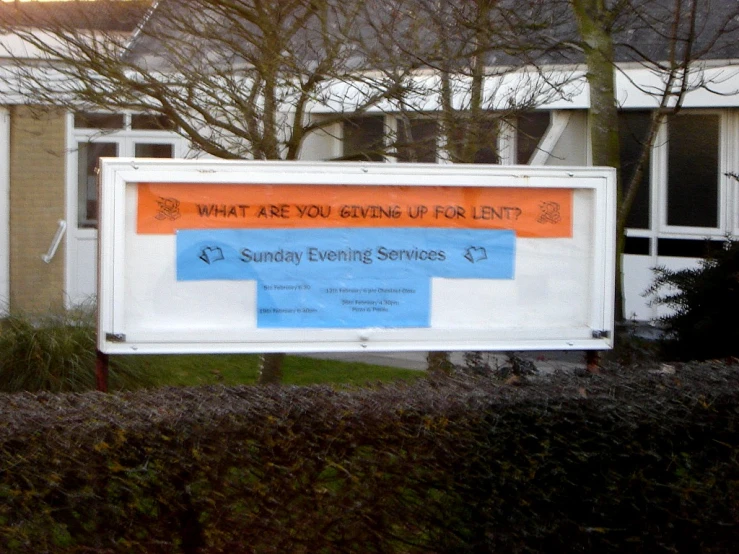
[{"left": 98, "top": 159, "right": 615, "bottom": 354}]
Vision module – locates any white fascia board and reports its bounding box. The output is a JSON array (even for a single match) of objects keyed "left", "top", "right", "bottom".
[
  {"left": 3, "top": 58, "right": 739, "bottom": 114},
  {"left": 307, "top": 69, "right": 589, "bottom": 114},
  {"left": 1, "top": 29, "right": 130, "bottom": 60},
  {"left": 308, "top": 62, "right": 739, "bottom": 114},
  {"left": 480, "top": 68, "right": 587, "bottom": 110},
  {"left": 0, "top": 30, "right": 64, "bottom": 60},
  {"left": 0, "top": 64, "right": 85, "bottom": 105},
  {"left": 508, "top": 63, "right": 739, "bottom": 110},
  {"left": 306, "top": 75, "right": 439, "bottom": 114},
  {"left": 615, "top": 63, "right": 739, "bottom": 108}
]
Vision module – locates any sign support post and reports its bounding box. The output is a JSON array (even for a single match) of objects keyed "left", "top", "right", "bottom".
[{"left": 95, "top": 350, "right": 109, "bottom": 392}]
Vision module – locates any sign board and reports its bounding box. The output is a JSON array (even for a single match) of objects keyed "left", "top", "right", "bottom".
[{"left": 97, "top": 160, "right": 615, "bottom": 354}]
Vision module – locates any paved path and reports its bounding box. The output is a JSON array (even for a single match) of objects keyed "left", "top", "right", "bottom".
[{"left": 302, "top": 350, "right": 589, "bottom": 373}]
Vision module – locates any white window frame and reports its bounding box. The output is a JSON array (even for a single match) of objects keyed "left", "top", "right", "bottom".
[
  {"left": 64, "top": 112, "right": 189, "bottom": 307},
  {"left": 498, "top": 119, "right": 516, "bottom": 165},
  {"left": 656, "top": 109, "right": 729, "bottom": 237},
  {"left": 67, "top": 113, "right": 189, "bottom": 233}
]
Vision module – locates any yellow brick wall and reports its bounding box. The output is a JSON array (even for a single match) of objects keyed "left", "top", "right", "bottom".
[{"left": 9, "top": 106, "right": 67, "bottom": 313}]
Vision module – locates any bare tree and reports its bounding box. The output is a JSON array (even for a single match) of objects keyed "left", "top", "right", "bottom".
[
  {"left": 569, "top": 0, "right": 739, "bottom": 330},
  {"left": 353, "top": 0, "right": 577, "bottom": 370},
  {"left": 11, "top": 0, "right": 717, "bottom": 375},
  {"left": 0, "top": 0, "right": 411, "bottom": 161},
  {"left": 1, "top": 0, "right": 426, "bottom": 384},
  {"left": 352, "top": 0, "right": 576, "bottom": 162}
]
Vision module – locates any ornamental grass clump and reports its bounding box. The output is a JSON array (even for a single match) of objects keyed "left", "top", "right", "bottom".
[{"left": 0, "top": 307, "right": 151, "bottom": 392}]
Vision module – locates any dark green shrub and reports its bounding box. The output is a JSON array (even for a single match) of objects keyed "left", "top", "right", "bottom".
[
  {"left": 1, "top": 366, "right": 738, "bottom": 553},
  {"left": 647, "top": 239, "right": 739, "bottom": 361},
  {"left": 0, "top": 307, "right": 152, "bottom": 392}
]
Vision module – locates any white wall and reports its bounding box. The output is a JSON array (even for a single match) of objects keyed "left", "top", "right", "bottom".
[
  {"left": 300, "top": 119, "right": 342, "bottom": 161},
  {"left": 546, "top": 111, "right": 590, "bottom": 166}
]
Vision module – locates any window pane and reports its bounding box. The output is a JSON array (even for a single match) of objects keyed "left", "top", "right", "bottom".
[
  {"left": 516, "top": 112, "right": 550, "bottom": 164},
  {"left": 448, "top": 117, "right": 499, "bottom": 163},
  {"left": 135, "top": 143, "right": 174, "bottom": 158},
  {"left": 343, "top": 116, "right": 385, "bottom": 161},
  {"left": 131, "top": 114, "right": 176, "bottom": 131},
  {"left": 396, "top": 119, "right": 438, "bottom": 163},
  {"left": 77, "top": 142, "right": 118, "bottom": 228},
  {"left": 74, "top": 112, "right": 124, "bottom": 129},
  {"left": 619, "top": 111, "right": 652, "bottom": 230},
  {"left": 667, "top": 114, "right": 719, "bottom": 228},
  {"left": 472, "top": 118, "right": 499, "bottom": 163}
]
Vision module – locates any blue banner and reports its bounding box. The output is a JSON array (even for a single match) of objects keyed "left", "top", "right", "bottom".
[
  {"left": 257, "top": 279, "right": 431, "bottom": 328},
  {"left": 176, "top": 228, "right": 515, "bottom": 328}
]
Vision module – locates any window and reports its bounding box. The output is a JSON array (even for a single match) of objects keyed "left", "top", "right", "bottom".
[
  {"left": 74, "top": 112, "right": 176, "bottom": 132},
  {"left": 77, "top": 142, "right": 117, "bottom": 228},
  {"left": 73, "top": 112, "right": 182, "bottom": 228},
  {"left": 619, "top": 111, "right": 652, "bottom": 230},
  {"left": 448, "top": 117, "right": 499, "bottom": 163},
  {"left": 516, "top": 112, "right": 550, "bottom": 164},
  {"left": 77, "top": 141, "right": 174, "bottom": 228},
  {"left": 131, "top": 114, "right": 176, "bottom": 131},
  {"left": 341, "top": 112, "right": 548, "bottom": 165},
  {"left": 342, "top": 115, "right": 385, "bottom": 161},
  {"left": 666, "top": 114, "right": 720, "bottom": 228},
  {"left": 471, "top": 118, "right": 499, "bottom": 164},
  {"left": 135, "top": 143, "right": 174, "bottom": 158},
  {"left": 396, "top": 119, "right": 438, "bottom": 163},
  {"left": 74, "top": 112, "right": 124, "bottom": 130}
]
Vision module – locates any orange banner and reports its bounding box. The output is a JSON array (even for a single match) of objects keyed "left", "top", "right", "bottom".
[{"left": 137, "top": 183, "right": 572, "bottom": 238}]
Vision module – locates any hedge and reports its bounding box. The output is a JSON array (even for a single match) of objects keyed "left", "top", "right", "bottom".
[{"left": 1, "top": 363, "right": 738, "bottom": 553}]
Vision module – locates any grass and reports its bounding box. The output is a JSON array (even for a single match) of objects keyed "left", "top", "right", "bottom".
[
  {"left": 133, "top": 353, "right": 424, "bottom": 388},
  {"left": 1, "top": 309, "right": 424, "bottom": 392}
]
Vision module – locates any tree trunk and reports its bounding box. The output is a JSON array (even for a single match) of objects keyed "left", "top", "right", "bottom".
[
  {"left": 257, "top": 54, "right": 286, "bottom": 384},
  {"left": 571, "top": 0, "right": 623, "bottom": 322}
]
